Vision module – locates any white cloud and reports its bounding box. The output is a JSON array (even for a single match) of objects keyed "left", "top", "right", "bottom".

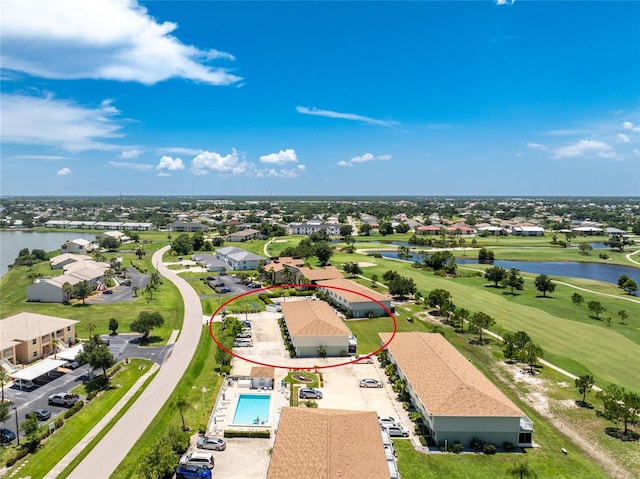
[
  {"left": 296, "top": 106, "right": 398, "bottom": 128},
  {"left": 119, "top": 148, "right": 143, "bottom": 159},
  {"left": 256, "top": 164, "right": 306, "bottom": 178},
  {"left": 14, "top": 155, "right": 70, "bottom": 160},
  {"left": 56, "top": 167, "right": 71, "bottom": 176},
  {"left": 108, "top": 161, "right": 153, "bottom": 171},
  {"left": 616, "top": 133, "right": 630, "bottom": 144},
  {"left": 623, "top": 121, "right": 640, "bottom": 132},
  {"left": 0, "top": 0, "right": 241, "bottom": 86},
  {"left": 527, "top": 143, "right": 547, "bottom": 150},
  {"left": 337, "top": 153, "right": 392, "bottom": 167},
  {"left": 554, "top": 139, "right": 617, "bottom": 159},
  {"left": 157, "top": 155, "right": 185, "bottom": 174},
  {"left": 155, "top": 146, "right": 200, "bottom": 156},
  {"left": 0, "top": 93, "right": 123, "bottom": 152},
  {"left": 495, "top": 0, "right": 515, "bottom": 4},
  {"left": 190, "top": 149, "right": 251, "bottom": 176},
  {"left": 259, "top": 149, "right": 298, "bottom": 165}
]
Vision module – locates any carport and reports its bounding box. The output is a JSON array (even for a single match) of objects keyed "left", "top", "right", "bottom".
[
  {"left": 57, "top": 344, "right": 84, "bottom": 361},
  {"left": 10, "top": 358, "right": 68, "bottom": 389}
]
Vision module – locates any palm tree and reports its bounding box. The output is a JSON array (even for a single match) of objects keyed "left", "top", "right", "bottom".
[
  {"left": 174, "top": 396, "right": 190, "bottom": 431},
  {"left": 51, "top": 338, "right": 60, "bottom": 359},
  {"left": 0, "top": 368, "right": 9, "bottom": 402},
  {"left": 62, "top": 282, "right": 73, "bottom": 302},
  {"left": 507, "top": 461, "right": 538, "bottom": 479}
]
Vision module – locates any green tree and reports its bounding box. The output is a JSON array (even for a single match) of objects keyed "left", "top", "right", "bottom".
[
  {"left": 62, "top": 281, "right": 73, "bottom": 303},
  {"left": 379, "top": 221, "right": 394, "bottom": 236},
  {"left": 575, "top": 374, "right": 595, "bottom": 404},
  {"left": 484, "top": 266, "right": 507, "bottom": 287},
  {"left": 77, "top": 334, "right": 116, "bottom": 384},
  {"left": 315, "top": 241, "right": 333, "bottom": 266},
  {"left": 478, "top": 248, "right": 495, "bottom": 261},
  {"left": 533, "top": 274, "right": 556, "bottom": 297},
  {"left": 0, "top": 368, "right": 9, "bottom": 402},
  {"left": 588, "top": 301, "right": 606, "bottom": 320},
  {"left": 571, "top": 293, "right": 584, "bottom": 305},
  {"left": 340, "top": 224, "right": 353, "bottom": 239},
  {"left": 358, "top": 223, "right": 372, "bottom": 236},
  {"left": 579, "top": 243, "right": 593, "bottom": 256},
  {"left": 388, "top": 275, "right": 417, "bottom": 298},
  {"left": 171, "top": 233, "right": 193, "bottom": 256},
  {"left": 0, "top": 401, "right": 10, "bottom": 424},
  {"left": 72, "top": 280, "right": 94, "bottom": 304},
  {"left": 317, "top": 344, "right": 327, "bottom": 358},
  {"left": 502, "top": 268, "right": 524, "bottom": 294},
  {"left": 618, "top": 310, "right": 628, "bottom": 325},
  {"left": 109, "top": 318, "right": 119, "bottom": 335},
  {"left": 621, "top": 278, "right": 638, "bottom": 295},
  {"left": 424, "top": 251, "right": 456, "bottom": 272},
  {"left": 370, "top": 274, "right": 379, "bottom": 288},
  {"left": 617, "top": 274, "right": 630, "bottom": 289},
  {"left": 522, "top": 343, "right": 543, "bottom": 374},
  {"left": 507, "top": 461, "right": 538, "bottom": 479},
  {"left": 469, "top": 312, "right": 495, "bottom": 344},
  {"left": 137, "top": 436, "right": 176, "bottom": 479},
  {"left": 453, "top": 307, "right": 470, "bottom": 332},
  {"left": 427, "top": 289, "right": 452, "bottom": 312},
  {"left": 99, "top": 236, "right": 120, "bottom": 251},
  {"left": 598, "top": 385, "right": 640, "bottom": 434},
  {"left": 192, "top": 231, "right": 205, "bottom": 251},
  {"left": 502, "top": 331, "right": 531, "bottom": 362},
  {"left": 21, "top": 414, "right": 40, "bottom": 447},
  {"left": 174, "top": 396, "right": 190, "bottom": 431},
  {"left": 130, "top": 311, "right": 165, "bottom": 340},
  {"left": 343, "top": 262, "right": 362, "bottom": 277}
]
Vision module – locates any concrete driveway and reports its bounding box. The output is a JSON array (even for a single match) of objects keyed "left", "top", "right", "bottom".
[{"left": 186, "top": 436, "right": 271, "bottom": 479}]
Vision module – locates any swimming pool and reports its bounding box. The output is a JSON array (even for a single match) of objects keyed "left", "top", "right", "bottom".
[{"left": 232, "top": 394, "right": 271, "bottom": 425}]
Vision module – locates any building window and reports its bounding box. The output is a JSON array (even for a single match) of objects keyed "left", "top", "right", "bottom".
[
  {"left": 33, "top": 351, "right": 38, "bottom": 358},
  {"left": 32, "top": 338, "right": 37, "bottom": 345},
  {"left": 519, "top": 432, "right": 532, "bottom": 444},
  {"left": 67, "top": 326, "right": 71, "bottom": 332}
]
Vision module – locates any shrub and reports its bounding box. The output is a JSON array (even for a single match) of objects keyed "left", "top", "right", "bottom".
[
  {"left": 64, "top": 400, "right": 84, "bottom": 419},
  {"left": 164, "top": 425, "right": 190, "bottom": 454},
  {"left": 434, "top": 269, "right": 447, "bottom": 277},
  {"left": 5, "top": 446, "right": 30, "bottom": 467},
  {"left": 470, "top": 437, "right": 485, "bottom": 452},
  {"left": 220, "top": 365, "right": 231, "bottom": 376},
  {"left": 483, "top": 443, "right": 497, "bottom": 455},
  {"left": 303, "top": 400, "right": 319, "bottom": 408},
  {"left": 223, "top": 429, "right": 270, "bottom": 438},
  {"left": 451, "top": 441, "right": 464, "bottom": 453},
  {"left": 87, "top": 390, "right": 99, "bottom": 401},
  {"left": 54, "top": 417, "right": 64, "bottom": 429},
  {"left": 503, "top": 441, "right": 515, "bottom": 451},
  {"left": 258, "top": 294, "right": 273, "bottom": 305}
]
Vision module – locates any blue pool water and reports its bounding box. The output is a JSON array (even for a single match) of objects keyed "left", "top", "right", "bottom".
[{"left": 232, "top": 394, "right": 271, "bottom": 425}]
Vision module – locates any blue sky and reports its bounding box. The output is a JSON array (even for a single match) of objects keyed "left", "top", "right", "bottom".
[{"left": 1, "top": 0, "right": 639, "bottom": 197}]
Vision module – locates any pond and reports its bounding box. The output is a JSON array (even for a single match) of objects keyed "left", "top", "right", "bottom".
[{"left": 378, "top": 251, "right": 640, "bottom": 285}]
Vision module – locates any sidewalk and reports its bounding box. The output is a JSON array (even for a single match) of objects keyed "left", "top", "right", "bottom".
[{"left": 44, "top": 362, "right": 160, "bottom": 479}]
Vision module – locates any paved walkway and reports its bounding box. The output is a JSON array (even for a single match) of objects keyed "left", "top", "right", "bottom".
[
  {"left": 44, "top": 363, "right": 160, "bottom": 479},
  {"left": 65, "top": 246, "right": 203, "bottom": 479}
]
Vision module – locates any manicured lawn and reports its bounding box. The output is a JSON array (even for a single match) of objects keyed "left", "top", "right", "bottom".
[
  {"left": 0, "top": 254, "right": 184, "bottom": 344},
  {"left": 330, "top": 251, "right": 640, "bottom": 393},
  {"left": 6, "top": 359, "right": 154, "bottom": 479},
  {"left": 283, "top": 371, "right": 320, "bottom": 388},
  {"left": 111, "top": 326, "right": 224, "bottom": 479}
]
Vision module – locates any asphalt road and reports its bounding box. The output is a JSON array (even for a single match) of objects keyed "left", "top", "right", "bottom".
[{"left": 68, "top": 245, "right": 203, "bottom": 479}]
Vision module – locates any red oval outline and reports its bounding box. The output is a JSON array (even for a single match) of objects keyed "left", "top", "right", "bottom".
[{"left": 207, "top": 283, "right": 397, "bottom": 370}]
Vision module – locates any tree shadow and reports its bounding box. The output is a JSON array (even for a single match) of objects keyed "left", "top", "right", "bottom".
[
  {"left": 71, "top": 303, "right": 91, "bottom": 308},
  {"left": 501, "top": 291, "right": 521, "bottom": 297},
  {"left": 535, "top": 295, "right": 554, "bottom": 299},
  {"left": 575, "top": 400, "right": 594, "bottom": 409}
]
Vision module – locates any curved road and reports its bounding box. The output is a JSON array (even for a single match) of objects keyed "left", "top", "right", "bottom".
[{"left": 68, "top": 246, "right": 203, "bottom": 479}]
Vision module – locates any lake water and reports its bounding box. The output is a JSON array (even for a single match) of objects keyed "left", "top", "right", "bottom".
[
  {"left": 378, "top": 251, "right": 640, "bottom": 285},
  {"left": 0, "top": 231, "right": 98, "bottom": 278}
]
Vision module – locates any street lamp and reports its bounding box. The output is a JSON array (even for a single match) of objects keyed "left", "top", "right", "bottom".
[
  {"left": 13, "top": 407, "right": 20, "bottom": 446},
  {"left": 201, "top": 386, "right": 207, "bottom": 416}
]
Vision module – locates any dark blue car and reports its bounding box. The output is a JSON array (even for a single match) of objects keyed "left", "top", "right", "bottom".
[
  {"left": 176, "top": 464, "right": 212, "bottom": 479},
  {"left": 1, "top": 428, "right": 17, "bottom": 445}
]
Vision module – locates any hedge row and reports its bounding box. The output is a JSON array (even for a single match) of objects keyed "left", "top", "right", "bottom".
[{"left": 223, "top": 429, "right": 270, "bottom": 438}]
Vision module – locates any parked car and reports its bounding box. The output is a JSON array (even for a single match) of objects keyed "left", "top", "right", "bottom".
[
  {"left": 26, "top": 409, "right": 52, "bottom": 421},
  {"left": 179, "top": 451, "right": 214, "bottom": 469},
  {"left": 243, "top": 320, "right": 251, "bottom": 328},
  {"left": 102, "top": 289, "right": 113, "bottom": 295},
  {"left": 383, "top": 424, "right": 410, "bottom": 437},
  {"left": 235, "top": 332, "right": 252, "bottom": 339},
  {"left": 233, "top": 340, "right": 253, "bottom": 347},
  {"left": 196, "top": 436, "right": 227, "bottom": 451},
  {"left": 299, "top": 388, "right": 323, "bottom": 399},
  {"left": 377, "top": 416, "right": 398, "bottom": 427},
  {"left": 359, "top": 378, "right": 383, "bottom": 388},
  {"left": 354, "top": 355, "right": 374, "bottom": 364},
  {"left": 176, "top": 464, "right": 212, "bottom": 479},
  {"left": 218, "top": 287, "right": 231, "bottom": 293},
  {"left": 64, "top": 361, "right": 80, "bottom": 370},
  {"left": 48, "top": 392, "right": 80, "bottom": 407},
  {"left": 0, "top": 428, "right": 16, "bottom": 445}
]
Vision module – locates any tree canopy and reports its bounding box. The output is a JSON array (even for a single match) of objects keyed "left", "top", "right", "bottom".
[
  {"left": 533, "top": 274, "right": 556, "bottom": 297},
  {"left": 130, "top": 311, "right": 165, "bottom": 340}
]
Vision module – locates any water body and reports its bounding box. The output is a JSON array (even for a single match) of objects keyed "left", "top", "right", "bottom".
[
  {"left": 0, "top": 231, "right": 98, "bottom": 278},
  {"left": 378, "top": 251, "right": 640, "bottom": 285}
]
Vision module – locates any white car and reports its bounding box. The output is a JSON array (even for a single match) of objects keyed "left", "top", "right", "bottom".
[
  {"left": 359, "top": 378, "right": 383, "bottom": 388},
  {"left": 383, "top": 424, "right": 410, "bottom": 437},
  {"left": 233, "top": 340, "right": 253, "bottom": 347},
  {"left": 179, "top": 451, "right": 214, "bottom": 469},
  {"left": 354, "top": 355, "right": 374, "bottom": 364},
  {"left": 378, "top": 416, "right": 398, "bottom": 427}
]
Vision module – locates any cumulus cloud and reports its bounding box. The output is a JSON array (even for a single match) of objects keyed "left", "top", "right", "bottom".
[
  {"left": 296, "top": 106, "right": 398, "bottom": 128},
  {"left": 554, "top": 139, "right": 618, "bottom": 159},
  {"left": 256, "top": 164, "right": 306, "bottom": 178},
  {"left": 119, "top": 148, "right": 143, "bottom": 159},
  {"left": 156, "top": 155, "right": 185, "bottom": 175},
  {"left": 0, "top": 0, "right": 241, "bottom": 86},
  {"left": 108, "top": 161, "right": 153, "bottom": 170},
  {"left": 1, "top": 93, "right": 123, "bottom": 152},
  {"left": 495, "top": 0, "right": 515, "bottom": 4},
  {"left": 259, "top": 149, "right": 298, "bottom": 165},
  {"left": 623, "top": 121, "right": 640, "bottom": 132},
  {"left": 155, "top": 146, "right": 200, "bottom": 156},
  {"left": 337, "top": 153, "right": 392, "bottom": 167},
  {"left": 14, "top": 155, "right": 69, "bottom": 160},
  {"left": 56, "top": 167, "right": 71, "bottom": 176},
  {"left": 616, "top": 133, "right": 630, "bottom": 144},
  {"left": 190, "top": 149, "right": 251, "bottom": 176},
  {"left": 527, "top": 143, "right": 547, "bottom": 150}
]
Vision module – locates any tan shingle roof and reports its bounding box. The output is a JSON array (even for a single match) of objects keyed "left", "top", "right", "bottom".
[
  {"left": 1, "top": 313, "right": 78, "bottom": 348},
  {"left": 317, "top": 278, "right": 390, "bottom": 303},
  {"left": 296, "top": 265, "right": 343, "bottom": 281},
  {"left": 379, "top": 332, "right": 524, "bottom": 417},
  {"left": 281, "top": 301, "right": 351, "bottom": 337},
  {"left": 250, "top": 366, "right": 275, "bottom": 378},
  {"left": 267, "top": 408, "right": 389, "bottom": 479}
]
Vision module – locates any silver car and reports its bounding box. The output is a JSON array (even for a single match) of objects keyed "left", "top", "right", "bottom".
[
  {"left": 359, "top": 378, "right": 383, "bottom": 388},
  {"left": 197, "top": 436, "right": 226, "bottom": 451}
]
